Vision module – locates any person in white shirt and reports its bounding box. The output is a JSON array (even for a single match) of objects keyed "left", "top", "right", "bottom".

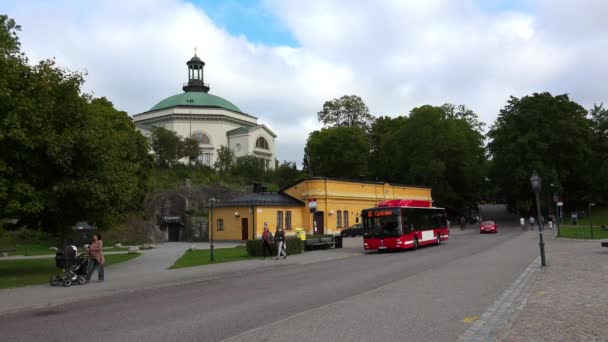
[{"left": 520, "top": 217, "right": 525, "bottom": 231}]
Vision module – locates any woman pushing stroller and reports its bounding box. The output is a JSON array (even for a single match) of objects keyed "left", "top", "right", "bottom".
[{"left": 86, "top": 233, "right": 105, "bottom": 282}]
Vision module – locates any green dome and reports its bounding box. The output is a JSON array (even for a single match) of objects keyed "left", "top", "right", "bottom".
[{"left": 150, "top": 92, "right": 242, "bottom": 112}]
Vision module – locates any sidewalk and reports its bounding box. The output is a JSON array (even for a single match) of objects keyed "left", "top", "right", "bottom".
[
  {"left": 0, "top": 240, "right": 363, "bottom": 315},
  {"left": 495, "top": 238, "right": 608, "bottom": 341},
  {"left": 461, "top": 232, "right": 608, "bottom": 341}
]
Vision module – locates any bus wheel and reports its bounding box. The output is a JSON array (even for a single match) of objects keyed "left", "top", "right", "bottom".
[{"left": 412, "top": 238, "right": 419, "bottom": 251}]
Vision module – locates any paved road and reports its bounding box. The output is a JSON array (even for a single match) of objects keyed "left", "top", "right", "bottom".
[{"left": 0, "top": 205, "right": 540, "bottom": 342}]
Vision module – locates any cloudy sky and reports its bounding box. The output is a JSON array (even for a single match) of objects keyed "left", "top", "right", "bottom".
[{"left": 3, "top": 0, "right": 607, "bottom": 165}]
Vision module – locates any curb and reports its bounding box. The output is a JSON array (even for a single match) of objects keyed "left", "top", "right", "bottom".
[{"left": 459, "top": 256, "right": 541, "bottom": 342}]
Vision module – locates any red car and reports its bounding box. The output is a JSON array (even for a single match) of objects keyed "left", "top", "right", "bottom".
[{"left": 480, "top": 220, "right": 498, "bottom": 234}]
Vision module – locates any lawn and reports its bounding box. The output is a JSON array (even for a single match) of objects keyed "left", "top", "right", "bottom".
[
  {"left": 0, "top": 243, "right": 128, "bottom": 256},
  {"left": 170, "top": 246, "right": 254, "bottom": 269},
  {"left": 573, "top": 206, "right": 608, "bottom": 227},
  {"left": 0, "top": 253, "right": 139, "bottom": 289},
  {"left": 558, "top": 226, "right": 608, "bottom": 240}
]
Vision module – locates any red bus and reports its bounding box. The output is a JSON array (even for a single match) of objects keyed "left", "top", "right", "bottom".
[{"left": 362, "top": 199, "right": 449, "bottom": 251}]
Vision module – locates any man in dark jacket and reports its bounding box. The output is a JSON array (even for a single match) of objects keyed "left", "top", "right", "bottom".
[{"left": 275, "top": 227, "right": 287, "bottom": 260}]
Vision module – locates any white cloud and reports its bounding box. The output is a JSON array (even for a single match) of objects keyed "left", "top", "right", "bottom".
[{"left": 3, "top": 0, "right": 607, "bottom": 165}]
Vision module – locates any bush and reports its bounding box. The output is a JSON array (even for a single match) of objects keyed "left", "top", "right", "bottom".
[{"left": 246, "top": 238, "right": 304, "bottom": 257}]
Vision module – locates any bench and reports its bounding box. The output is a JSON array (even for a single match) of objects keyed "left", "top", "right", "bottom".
[{"left": 305, "top": 237, "right": 335, "bottom": 250}]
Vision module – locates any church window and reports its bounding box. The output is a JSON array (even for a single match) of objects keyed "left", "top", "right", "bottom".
[
  {"left": 191, "top": 132, "right": 211, "bottom": 145},
  {"left": 256, "top": 137, "right": 269, "bottom": 150},
  {"left": 235, "top": 143, "right": 241, "bottom": 152}
]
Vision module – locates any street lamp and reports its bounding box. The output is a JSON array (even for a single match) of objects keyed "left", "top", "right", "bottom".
[
  {"left": 530, "top": 171, "right": 547, "bottom": 267},
  {"left": 589, "top": 202, "right": 596, "bottom": 239},
  {"left": 208, "top": 197, "right": 216, "bottom": 262}
]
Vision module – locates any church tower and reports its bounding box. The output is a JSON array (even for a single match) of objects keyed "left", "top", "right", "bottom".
[{"left": 183, "top": 50, "right": 210, "bottom": 93}]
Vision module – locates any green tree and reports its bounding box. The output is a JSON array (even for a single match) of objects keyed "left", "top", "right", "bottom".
[
  {"left": 150, "top": 126, "right": 182, "bottom": 167},
  {"left": 232, "top": 155, "right": 266, "bottom": 182},
  {"left": 214, "top": 145, "right": 235, "bottom": 173},
  {"left": 379, "top": 105, "right": 485, "bottom": 208},
  {"left": 273, "top": 161, "right": 303, "bottom": 189},
  {"left": 488, "top": 93, "right": 593, "bottom": 212},
  {"left": 0, "top": 16, "right": 150, "bottom": 241},
  {"left": 181, "top": 138, "right": 201, "bottom": 165},
  {"left": 317, "top": 95, "right": 375, "bottom": 130},
  {"left": 368, "top": 115, "right": 408, "bottom": 181},
  {"left": 589, "top": 103, "right": 608, "bottom": 201},
  {"left": 304, "top": 126, "right": 370, "bottom": 178}
]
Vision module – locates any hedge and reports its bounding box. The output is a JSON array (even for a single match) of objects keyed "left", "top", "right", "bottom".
[{"left": 246, "top": 238, "right": 304, "bottom": 257}]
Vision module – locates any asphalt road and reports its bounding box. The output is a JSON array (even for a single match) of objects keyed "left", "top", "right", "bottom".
[{"left": 0, "top": 205, "right": 540, "bottom": 342}]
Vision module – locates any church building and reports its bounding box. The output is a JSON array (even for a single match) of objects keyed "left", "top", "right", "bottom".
[{"left": 133, "top": 53, "right": 277, "bottom": 168}]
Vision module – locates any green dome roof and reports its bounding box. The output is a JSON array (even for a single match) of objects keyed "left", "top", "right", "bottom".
[{"left": 150, "top": 92, "right": 242, "bottom": 112}]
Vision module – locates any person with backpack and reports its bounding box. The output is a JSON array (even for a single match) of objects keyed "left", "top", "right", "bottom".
[
  {"left": 274, "top": 227, "right": 287, "bottom": 260},
  {"left": 261, "top": 227, "right": 274, "bottom": 259}
]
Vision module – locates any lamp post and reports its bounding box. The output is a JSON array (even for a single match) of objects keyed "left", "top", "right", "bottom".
[
  {"left": 530, "top": 171, "right": 546, "bottom": 267},
  {"left": 209, "top": 197, "right": 216, "bottom": 262},
  {"left": 589, "top": 202, "right": 596, "bottom": 239}
]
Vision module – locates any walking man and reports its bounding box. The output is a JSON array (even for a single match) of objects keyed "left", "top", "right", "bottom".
[
  {"left": 520, "top": 217, "right": 525, "bottom": 231},
  {"left": 529, "top": 216, "right": 535, "bottom": 230},
  {"left": 275, "top": 227, "right": 287, "bottom": 260},
  {"left": 459, "top": 216, "right": 465, "bottom": 231},
  {"left": 262, "top": 226, "right": 273, "bottom": 259}
]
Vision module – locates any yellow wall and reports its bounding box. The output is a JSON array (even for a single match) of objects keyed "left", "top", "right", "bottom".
[
  {"left": 284, "top": 179, "right": 432, "bottom": 235},
  {"left": 213, "top": 205, "right": 304, "bottom": 240},
  {"left": 213, "top": 179, "right": 432, "bottom": 240}
]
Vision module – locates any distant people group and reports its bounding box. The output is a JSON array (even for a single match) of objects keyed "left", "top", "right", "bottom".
[
  {"left": 261, "top": 226, "right": 287, "bottom": 260},
  {"left": 521, "top": 215, "right": 556, "bottom": 231}
]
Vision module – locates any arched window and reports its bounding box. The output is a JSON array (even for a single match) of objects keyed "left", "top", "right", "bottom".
[
  {"left": 337, "top": 210, "right": 342, "bottom": 228},
  {"left": 343, "top": 211, "right": 349, "bottom": 228},
  {"left": 255, "top": 137, "right": 269, "bottom": 149},
  {"left": 191, "top": 132, "right": 211, "bottom": 145}
]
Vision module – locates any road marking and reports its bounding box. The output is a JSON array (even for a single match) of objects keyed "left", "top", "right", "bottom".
[{"left": 463, "top": 315, "right": 479, "bottom": 324}]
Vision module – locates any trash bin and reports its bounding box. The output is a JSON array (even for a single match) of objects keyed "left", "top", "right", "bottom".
[
  {"left": 295, "top": 228, "right": 306, "bottom": 241},
  {"left": 334, "top": 235, "right": 343, "bottom": 248}
]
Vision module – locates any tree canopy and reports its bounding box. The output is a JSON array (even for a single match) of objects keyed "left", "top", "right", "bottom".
[
  {"left": 317, "top": 95, "right": 375, "bottom": 131},
  {"left": 0, "top": 15, "right": 150, "bottom": 239},
  {"left": 488, "top": 93, "right": 594, "bottom": 212}
]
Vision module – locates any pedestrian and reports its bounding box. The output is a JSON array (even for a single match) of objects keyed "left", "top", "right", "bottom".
[
  {"left": 261, "top": 227, "right": 274, "bottom": 259},
  {"left": 274, "top": 227, "right": 287, "bottom": 260},
  {"left": 520, "top": 217, "right": 525, "bottom": 231},
  {"left": 459, "top": 216, "right": 465, "bottom": 231},
  {"left": 548, "top": 216, "right": 553, "bottom": 230},
  {"left": 86, "top": 233, "right": 104, "bottom": 282},
  {"left": 529, "top": 216, "right": 535, "bottom": 230}
]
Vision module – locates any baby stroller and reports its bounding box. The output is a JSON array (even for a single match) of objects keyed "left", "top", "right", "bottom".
[{"left": 50, "top": 245, "right": 89, "bottom": 287}]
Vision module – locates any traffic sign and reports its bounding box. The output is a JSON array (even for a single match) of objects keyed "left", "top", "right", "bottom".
[
  {"left": 557, "top": 201, "right": 563, "bottom": 206},
  {"left": 553, "top": 195, "right": 559, "bottom": 202}
]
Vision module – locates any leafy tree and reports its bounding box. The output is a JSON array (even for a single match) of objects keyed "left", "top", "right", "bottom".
[
  {"left": 317, "top": 95, "right": 375, "bottom": 130},
  {"left": 273, "top": 161, "right": 303, "bottom": 189},
  {"left": 182, "top": 138, "right": 201, "bottom": 165},
  {"left": 214, "top": 145, "right": 235, "bottom": 173},
  {"left": 379, "top": 105, "right": 485, "bottom": 208},
  {"left": 0, "top": 15, "right": 150, "bottom": 241},
  {"left": 150, "top": 126, "right": 182, "bottom": 167},
  {"left": 232, "top": 155, "right": 266, "bottom": 182},
  {"left": 368, "top": 115, "right": 408, "bottom": 181},
  {"left": 304, "top": 126, "right": 370, "bottom": 178},
  {"left": 441, "top": 103, "right": 485, "bottom": 133},
  {"left": 589, "top": 104, "right": 608, "bottom": 201},
  {"left": 488, "top": 93, "right": 593, "bottom": 212}
]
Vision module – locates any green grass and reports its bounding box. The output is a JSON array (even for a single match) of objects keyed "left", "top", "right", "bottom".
[
  {"left": 0, "top": 253, "right": 139, "bottom": 289},
  {"left": 574, "top": 206, "right": 608, "bottom": 227},
  {"left": 170, "top": 246, "right": 254, "bottom": 269},
  {"left": 558, "top": 226, "right": 608, "bottom": 240},
  {"left": 0, "top": 243, "right": 128, "bottom": 256}
]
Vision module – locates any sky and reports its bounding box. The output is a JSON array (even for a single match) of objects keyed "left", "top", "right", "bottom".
[{"left": 2, "top": 0, "right": 608, "bottom": 165}]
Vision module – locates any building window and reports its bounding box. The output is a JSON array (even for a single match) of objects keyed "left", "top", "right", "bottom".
[
  {"left": 344, "top": 211, "right": 349, "bottom": 228},
  {"left": 235, "top": 143, "right": 241, "bottom": 152},
  {"left": 191, "top": 131, "right": 211, "bottom": 145},
  {"left": 217, "top": 219, "right": 224, "bottom": 230},
  {"left": 256, "top": 137, "right": 269, "bottom": 149},
  {"left": 201, "top": 152, "right": 212, "bottom": 166},
  {"left": 277, "top": 211, "right": 284, "bottom": 229},
  {"left": 286, "top": 211, "right": 292, "bottom": 230},
  {"left": 337, "top": 210, "right": 342, "bottom": 228}
]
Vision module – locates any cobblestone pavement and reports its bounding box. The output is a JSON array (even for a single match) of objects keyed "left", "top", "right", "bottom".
[{"left": 462, "top": 234, "right": 608, "bottom": 342}]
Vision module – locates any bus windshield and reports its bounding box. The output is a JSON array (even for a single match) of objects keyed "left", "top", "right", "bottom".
[{"left": 362, "top": 209, "right": 402, "bottom": 238}]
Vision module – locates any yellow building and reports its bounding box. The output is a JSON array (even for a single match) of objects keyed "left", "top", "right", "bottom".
[{"left": 212, "top": 178, "right": 432, "bottom": 240}]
